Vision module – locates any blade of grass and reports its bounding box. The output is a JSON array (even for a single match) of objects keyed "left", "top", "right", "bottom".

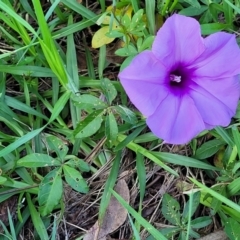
[
  {"left": 61, "top": 0, "right": 97, "bottom": 20},
  {"left": 0, "top": 127, "right": 44, "bottom": 158},
  {"left": 152, "top": 152, "right": 219, "bottom": 170},
  {"left": 32, "top": 0, "right": 74, "bottom": 91},
  {"left": 0, "top": 65, "right": 55, "bottom": 77},
  {"left": 129, "top": 214, "right": 141, "bottom": 240},
  {"left": 0, "top": 1, "right": 37, "bottom": 36},
  {"left": 7, "top": 208, "right": 17, "bottom": 240},
  {"left": 26, "top": 193, "right": 49, "bottom": 240},
  {"left": 232, "top": 125, "right": 240, "bottom": 159},
  {"left": 223, "top": 0, "right": 240, "bottom": 14},
  {"left": 215, "top": 126, "right": 234, "bottom": 147},
  {"left": 131, "top": 0, "right": 140, "bottom": 12},
  {"left": 111, "top": 189, "right": 167, "bottom": 240},
  {"left": 117, "top": 134, "right": 179, "bottom": 176},
  {"left": 48, "top": 91, "right": 71, "bottom": 124},
  {"left": 145, "top": 0, "right": 155, "bottom": 35},
  {"left": 19, "top": 0, "right": 36, "bottom": 20},
  {"left": 5, "top": 96, "right": 48, "bottom": 120},
  {"left": 98, "top": 45, "right": 106, "bottom": 78},
  {"left": 99, "top": 151, "right": 122, "bottom": 224},
  {"left": 67, "top": 15, "right": 81, "bottom": 128}
]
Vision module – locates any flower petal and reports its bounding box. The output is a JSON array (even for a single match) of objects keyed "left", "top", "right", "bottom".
[
  {"left": 152, "top": 14, "right": 205, "bottom": 69},
  {"left": 189, "top": 76, "right": 240, "bottom": 126},
  {"left": 147, "top": 94, "right": 205, "bottom": 144},
  {"left": 118, "top": 51, "right": 169, "bottom": 117},
  {"left": 190, "top": 32, "right": 240, "bottom": 78}
]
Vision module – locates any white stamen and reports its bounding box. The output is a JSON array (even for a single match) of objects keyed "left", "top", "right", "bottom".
[{"left": 170, "top": 74, "right": 181, "bottom": 83}]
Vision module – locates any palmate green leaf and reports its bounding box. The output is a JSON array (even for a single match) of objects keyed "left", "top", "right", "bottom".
[
  {"left": 73, "top": 94, "right": 107, "bottom": 109},
  {"left": 194, "top": 139, "right": 225, "bottom": 160},
  {"left": 183, "top": 0, "right": 201, "bottom": 8},
  {"left": 65, "top": 157, "right": 90, "bottom": 172},
  {"left": 79, "top": 77, "right": 123, "bottom": 92},
  {"left": 46, "top": 135, "right": 68, "bottom": 161},
  {"left": 139, "top": 36, "right": 155, "bottom": 52},
  {"left": 0, "top": 176, "right": 7, "bottom": 184},
  {"left": 113, "top": 105, "right": 137, "bottom": 124},
  {"left": 101, "top": 78, "right": 117, "bottom": 105},
  {"left": 115, "top": 45, "right": 138, "bottom": 57},
  {"left": 188, "top": 229, "right": 200, "bottom": 239},
  {"left": 105, "top": 112, "right": 118, "bottom": 146},
  {"left": 224, "top": 218, "right": 240, "bottom": 240},
  {"left": 38, "top": 168, "right": 63, "bottom": 216},
  {"left": 147, "top": 227, "right": 180, "bottom": 240},
  {"left": 162, "top": 194, "right": 181, "bottom": 226},
  {"left": 17, "top": 153, "right": 61, "bottom": 168},
  {"left": 131, "top": 9, "right": 144, "bottom": 28},
  {"left": 111, "top": 189, "right": 167, "bottom": 240},
  {"left": 179, "top": 231, "right": 187, "bottom": 240},
  {"left": 74, "top": 109, "right": 104, "bottom": 138},
  {"left": 191, "top": 216, "right": 212, "bottom": 229},
  {"left": 63, "top": 165, "right": 89, "bottom": 193}
]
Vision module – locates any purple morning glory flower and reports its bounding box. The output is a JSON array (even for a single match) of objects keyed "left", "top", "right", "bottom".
[{"left": 118, "top": 14, "right": 240, "bottom": 144}]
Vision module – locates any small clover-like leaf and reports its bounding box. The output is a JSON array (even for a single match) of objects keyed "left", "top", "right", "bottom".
[
  {"left": 63, "top": 165, "right": 89, "bottom": 193},
  {"left": 162, "top": 194, "right": 181, "bottom": 226},
  {"left": 17, "top": 153, "right": 61, "bottom": 168},
  {"left": 38, "top": 167, "right": 63, "bottom": 216},
  {"left": 92, "top": 26, "right": 116, "bottom": 48},
  {"left": 224, "top": 218, "right": 240, "bottom": 240},
  {"left": 101, "top": 78, "right": 117, "bottom": 105},
  {"left": 74, "top": 109, "right": 104, "bottom": 138}
]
